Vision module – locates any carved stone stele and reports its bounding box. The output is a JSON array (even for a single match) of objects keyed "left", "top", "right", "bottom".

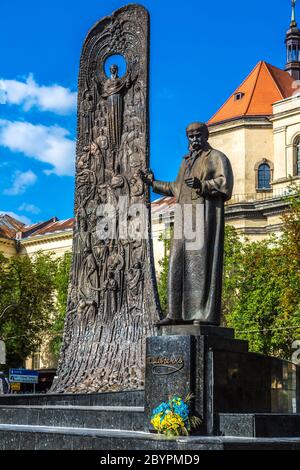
[{"left": 51, "top": 4, "right": 161, "bottom": 393}]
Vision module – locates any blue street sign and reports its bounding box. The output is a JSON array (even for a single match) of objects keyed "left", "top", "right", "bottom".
[{"left": 9, "top": 369, "right": 39, "bottom": 384}]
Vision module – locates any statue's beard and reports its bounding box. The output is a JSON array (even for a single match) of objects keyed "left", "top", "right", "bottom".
[{"left": 190, "top": 142, "right": 202, "bottom": 152}]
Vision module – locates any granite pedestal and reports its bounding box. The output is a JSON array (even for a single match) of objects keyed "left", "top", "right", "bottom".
[
  {"left": 1, "top": 327, "right": 300, "bottom": 449},
  {"left": 145, "top": 325, "right": 300, "bottom": 436}
]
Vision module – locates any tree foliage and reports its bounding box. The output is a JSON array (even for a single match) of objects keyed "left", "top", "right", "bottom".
[
  {"left": 223, "top": 228, "right": 300, "bottom": 358},
  {"left": 157, "top": 186, "right": 300, "bottom": 360},
  {"left": 0, "top": 252, "right": 58, "bottom": 368},
  {"left": 49, "top": 253, "right": 72, "bottom": 357},
  {"left": 157, "top": 228, "right": 172, "bottom": 315},
  {"left": 223, "top": 185, "right": 300, "bottom": 359}
]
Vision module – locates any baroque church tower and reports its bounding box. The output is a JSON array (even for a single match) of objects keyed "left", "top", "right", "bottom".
[
  {"left": 285, "top": 0, "right": 300, "bottom": 80},
  {"left": 206, "top": 1, "right": 300, "bottom": 241}
]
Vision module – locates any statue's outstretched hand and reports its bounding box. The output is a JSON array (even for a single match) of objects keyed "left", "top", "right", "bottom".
[
  {"left": 140, "top": 169, "right": 155, "bottom": 186},
  {"left": 184, "top": 177, "right": 202, "bottom": 190}
]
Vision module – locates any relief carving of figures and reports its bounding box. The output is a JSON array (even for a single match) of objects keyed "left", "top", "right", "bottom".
[
  {"left": 90, "top": 141, "right": 105, "bottom": 185},
  {"left": 128, "top": 145, "right": 142, "bottom": 171},
  {"left": 78, "top": 244, "right": 99, "bottom": 304},
  {"left": 92, "top": 119, "right": 101, "bottom": 142},
  {"left": 92, "top": 240, "right": 108, "bottom": 283},
  {"left": 77, "top": 146, "right": 90, "bottom": 172},
  {"left": 96, "top": 128, "right": 109, "bottom": 156},
  {"left": 103, "top": 271, "right": 118, "bottom": 317},
  {"left": 133, "top": 83, "right": 145, "bottom": 132},
  {"left": 120, "top": 124, "right": 130, "bottom": 172},
  {"left": 52, "top": 5, "right": 161, "bottom": 395},
  {"left": 107, "top": 241, "right": 125, "bottom": 309},
  {"left": 68, "top": 295, "right": 97, "bottom": 319},
  {"left": 127, "top": 261, "right": 143, "bottom": 312},
  {"left": 77, "top": 145, "right": 97, "bottom": 208},
  {"left": 73, "top": 209, "right": 89, "bottom": 278},
  {"left": 77, "top": 209, "right": 90, "bottom": 250},
  {"left": 101, "top": 64, "right": 130, "bottom": 151},
  {"left": 130, "top": 171, "right": 144, "bottom": 201},
  {"left": 80, "top": 90, "right": 94, "bottom": 136}
]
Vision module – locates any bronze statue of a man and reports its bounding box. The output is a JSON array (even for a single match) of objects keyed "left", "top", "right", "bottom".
[{"left": 144, "top": 122, "right": 233, "bottom": 326}]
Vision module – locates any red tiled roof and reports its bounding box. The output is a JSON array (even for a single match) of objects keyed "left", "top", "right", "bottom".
[
  {"left": 208, "top": 61, "right": 295, "bottom": 126},
  {"left": 31, "top": 218, "right": 74, "bottom": 236},
  {"left": 0, "top": 214, "right": 68, "bottom": 240},
  {"left": 151, "top": 197, "right": 176, "bottom": 216},
  {"left": 0, "top": 214, "right": 25, "bottom": 239}
]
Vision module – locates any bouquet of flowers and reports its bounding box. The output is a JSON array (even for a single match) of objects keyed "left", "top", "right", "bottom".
[{"left": 150, "top": 394, "right": 202, "bottom": 437}]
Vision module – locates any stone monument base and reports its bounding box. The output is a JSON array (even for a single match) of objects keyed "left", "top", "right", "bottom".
[
  {"left": 145, "top": 326, "right": 300, "bottom": 436},
  {"left": 1, "top": 390, "right": 300, "bottom": 449},
  {"left": 160, "top": 323, "right": 235, "bottom": 339},
  {"left": 0, "top": 327, "right": 300, "bottom": 449}
]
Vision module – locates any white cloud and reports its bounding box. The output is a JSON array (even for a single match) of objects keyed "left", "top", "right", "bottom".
[
  {"left": 0, "top": 74, "right": 77, "bottom": 115},
  {"left": 0, "top": 119, "right": 75, "bottom": 176},
  {"left": 18, "top": 203, "right": 40, "bottom": 214},
  {"left": 4, "top": 170, "right": 37, "bottom": 196},
  {"left": 0, "top": 211, "right": 31, "bottom": 225}
]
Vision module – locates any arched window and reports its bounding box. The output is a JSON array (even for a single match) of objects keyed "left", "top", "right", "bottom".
[
  {"left": 295, "top": 139, "right": 300, "bottom": 176},
  {"left": 258, "top": 163, "right": 271, "bottom": 190},
  {"left": 255, "top": 159, "right": 273, "bottom": 191}
]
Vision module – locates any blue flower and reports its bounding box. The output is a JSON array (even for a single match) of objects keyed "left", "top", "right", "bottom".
[
  {"left": 151, "top": 401, "right": 170, "bottom": 419},
  {"left": 176, "top": 407, "right": 189, "bottom": 420},
  {"left": 171, "top": 399, "right": 190, "bottom": 422}
]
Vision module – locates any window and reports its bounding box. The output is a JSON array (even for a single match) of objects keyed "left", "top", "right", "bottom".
[
  {"left": 255, "top": 159, "right": 273, "bottom": 192},
  {"left": 258, "top": 163, "right": 271, "bottom": 190},
  {"left": 32, "top": 353, "right": 40, "bottom": 370},
  {"left": 296, "top": 140, "right": 300, "bottom": 176},
  {"left": 234, "top": 92, "right": 244, "bottom": 101}
]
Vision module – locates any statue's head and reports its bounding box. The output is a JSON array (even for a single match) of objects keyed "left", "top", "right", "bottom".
[
  {"left": 186, "top": 122, "right": 209, "bottom": 152},
  {"left": 110, "top": 64, "right": 118, "bottom": 77}
]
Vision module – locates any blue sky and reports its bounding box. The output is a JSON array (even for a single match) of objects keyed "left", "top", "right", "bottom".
[{"left": 0, "top": 0, "right": 295, "bottom": 224}]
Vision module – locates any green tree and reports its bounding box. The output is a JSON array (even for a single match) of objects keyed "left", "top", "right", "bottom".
[
  {"left": 156, "top": 185, "right": 300, "bottom": 360},
  {"left": 157, "top": 228, "right": 172, "bottom": 315},
  {"left": 223, "top": 184, "right": 300, "bottom": 359},
  {"left": 0, "top": 252, "right": 58, "bottom": 368},
  {"left": 49, "top": 253, "right": 71, "bottom": 357}
]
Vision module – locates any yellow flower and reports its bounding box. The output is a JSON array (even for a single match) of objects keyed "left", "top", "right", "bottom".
[
  {"left": 160, "top": 412, "right": 185, "bottom": 435},
  {"left": 151, "top": 413, "right": 164, "bottom": 431}
]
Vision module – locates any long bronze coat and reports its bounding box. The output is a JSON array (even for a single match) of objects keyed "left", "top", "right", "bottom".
[{"left": 153, "top": 145, "right": 233, "bottom": 325}]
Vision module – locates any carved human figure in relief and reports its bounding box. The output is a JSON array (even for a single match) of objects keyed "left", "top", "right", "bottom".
[
  {"left": 130, "top": 171, "right": 144, "bottom": 200},
  {"left": 127, "top": 261, "right": 143, "bottom": 311},
  {"left": 103, "top": 271, "right": 118, "bottom": 315},
  {"left": 80, "top": 91, "right": 94, "bottom": 136},
  {"left": 96, "top": 128, "right": 109, "bottom": 155},
  {"left": 101, "top": 64, "right": 130, "bottom": 151},
  {"left": 129, "top": 145, "right": 142, "bottom": 170},
  {"left": 78, "top": 245, "right": 98, "bottom": 304}
]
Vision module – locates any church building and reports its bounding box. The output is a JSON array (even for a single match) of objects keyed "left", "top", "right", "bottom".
[{"left": 208, "top": 0, "right": 300, "bottom": 240}]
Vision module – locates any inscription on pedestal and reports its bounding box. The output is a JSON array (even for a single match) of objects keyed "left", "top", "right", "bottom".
[
  {"left": 145, "top": 335, "right": 207, "bottom": 425},
  {"left": 146, "top": 356, "right": 184, "bottom": 376}
]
